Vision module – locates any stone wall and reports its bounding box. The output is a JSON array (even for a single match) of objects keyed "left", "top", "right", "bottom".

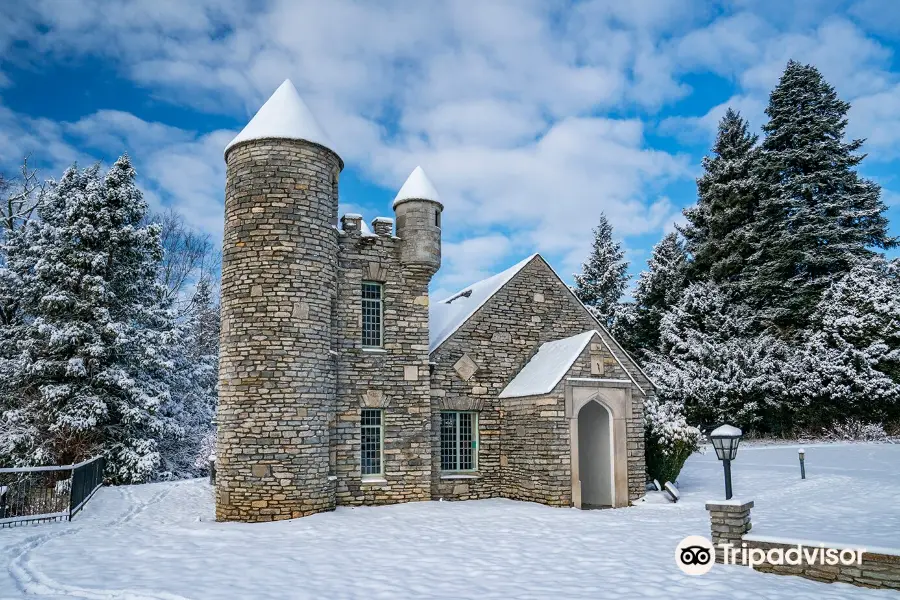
[
  {"left": 746, "top": 538, "right": 900, "bottom": 590},
  {"left": 500, "top": 387, "right": 570, "bottom": 506},
  {"left": 217, "top": 138, "right": 341, "bottom": 522},
  {"left": 332, "top": 215, "right": 433, "bottom": 505},
  {"left": 429, "top": 255, "right": 648, "bottom": 503},
  {"left": 706, "top": 500, "right": 900, "bottom": 591}
]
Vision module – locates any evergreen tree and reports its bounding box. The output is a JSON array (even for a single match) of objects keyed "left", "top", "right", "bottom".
[
  {"left": 747, "top": 60, "right": 896, "bottom": 332},
  {"left": 573, "top": 214, "right": 629, "bottom": 327},
  {"left": 680, "top": 109, "right": 759, "bottom": 293},
  {"left": 157, "top": 277, "right": 219, "bottom": 479},
  {"left": 791, "top": 257, "right": 900, "bottom": 426},
  {"left": 0, "top": 157, "right": 174, "bottom": 482},
  {"left": 615, "top": 233, "right": 686, "bottom": 357},
  {"left": 646, "top": 282, "right": 792, "bottom": 431}
]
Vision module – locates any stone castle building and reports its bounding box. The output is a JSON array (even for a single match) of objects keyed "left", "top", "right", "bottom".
[{"left": 216, "top": 80, "right": 653, "bottom": 522}]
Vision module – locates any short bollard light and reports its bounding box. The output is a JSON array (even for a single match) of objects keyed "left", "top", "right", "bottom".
[
  {"left": 709, "top": 424, "right": 743, "bottom": 500},
  {"left": 798, "top": 447, "right": 806, "bottom": 479}
]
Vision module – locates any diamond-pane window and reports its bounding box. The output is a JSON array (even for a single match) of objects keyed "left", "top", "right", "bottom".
[
  {"left": 362, "top": 282, "right": 383, "bottom": 347},
  {"left": 440, "top": 411, "right": 478, "bottom": 472},
  {"left": 361, "top": 409, "right": 383, "bottom": 477}
]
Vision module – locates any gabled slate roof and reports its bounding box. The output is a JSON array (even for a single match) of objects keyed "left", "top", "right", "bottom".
[{"left": 499, "top": 331, "right": 600, "bottom": 398}]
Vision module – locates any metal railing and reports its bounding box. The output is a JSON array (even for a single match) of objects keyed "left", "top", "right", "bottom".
[{"left": 0, "top": 456, "right": 105, "bottom": 527}]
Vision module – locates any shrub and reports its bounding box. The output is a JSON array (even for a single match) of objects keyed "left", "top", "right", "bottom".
[
  {"left": 644, "top": 395, "right": 701, "bottom": 484},
  {"left": 822, "top": 419, "right": 888, "bottom": 442}
]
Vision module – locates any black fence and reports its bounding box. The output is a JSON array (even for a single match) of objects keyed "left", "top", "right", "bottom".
[{"left": 0, "top": 456, "right": 105, "bottom": 527}]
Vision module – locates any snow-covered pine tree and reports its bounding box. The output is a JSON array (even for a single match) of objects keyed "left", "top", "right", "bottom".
[
  {"left": 572, "top": 214, "right": 629, "bottom": 327},
  {"left": 148, "top": 208, "right": 219, "bottom": 479},
  {"left": 157, "top": 277, "right": 219, "bottom": 479},
  {"left": 747, "top": 60, "right": 896, "bottom": 332},
  {"left": 791, "top": 257, "right": 900, "bottom": 426},
  {"left": 646, "top": 281, "right": 792, "bottom": 431},
  {"left": 614, "top": 232, "right": 686, "bottom": 358},
  {"left": 0, "top": 156, "right": 174, "bottom": 483},
  {"left": 680, "top": 109, "right": 759, "bottom": 294}
]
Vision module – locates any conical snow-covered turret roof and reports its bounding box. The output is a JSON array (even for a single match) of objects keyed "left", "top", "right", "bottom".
[
  {"left": 392, "top": 166, "right": 442, "bottom": 208},
  {"left": 225, "top": 79, "right": 338, "bottom": 157}
]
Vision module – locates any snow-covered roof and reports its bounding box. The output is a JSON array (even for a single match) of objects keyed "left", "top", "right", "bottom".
[
  {"left": 393, "top": 166, "right": 442, "bottom": 209},
  {"left": 709, "top": 424, "right": 743, "bottom": 438},
  {"left": 499, "top": 331, "right": 600, "bottom": 398},
  {"left": 429, "top": 254, "right": 537, "bottom": 352},
  {"left": 225, "top": 79, "right": 338, "bottom": 157},
  {"left": 427, "top": 252, "right": 653, "bottom": 394}
]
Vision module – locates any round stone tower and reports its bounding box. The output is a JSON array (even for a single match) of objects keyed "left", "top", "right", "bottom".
[
  {"left": 392, "top": 166, "right": 443, "bottom": 275},
  {"left": 217, "top": 79, "right": 343, "bottom": 522}
]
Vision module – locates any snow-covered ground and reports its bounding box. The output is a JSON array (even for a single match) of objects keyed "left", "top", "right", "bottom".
[
  {"left": 1, "top": 443, "right": 897, "bottom": 600},
  {"left": 680, "top": 442, "right": 900, "bottom": 548}
]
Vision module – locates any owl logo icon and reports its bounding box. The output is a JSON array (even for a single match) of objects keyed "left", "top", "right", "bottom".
[{"left": 676, "top": 536, "right": 715, "bottom": 575}]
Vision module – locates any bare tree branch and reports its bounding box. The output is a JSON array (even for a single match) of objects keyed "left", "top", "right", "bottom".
[
  {"left": 150, "top": 208, "right": 218, "bottom": 315},
  {"left": 1, "top": 155, "right": 47, "bottom": 235}
]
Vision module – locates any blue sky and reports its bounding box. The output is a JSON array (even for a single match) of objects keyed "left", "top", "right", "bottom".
[{"left": 1, "top": 0, "right": 899, "bottom": 299}]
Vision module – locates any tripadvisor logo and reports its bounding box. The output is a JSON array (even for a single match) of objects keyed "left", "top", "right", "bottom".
[
  {"left": 675, "top": 536, "right": 866, "bottom": 575},
  {"left": 676, "top": 536, "right": 715, "bottom": 575}
]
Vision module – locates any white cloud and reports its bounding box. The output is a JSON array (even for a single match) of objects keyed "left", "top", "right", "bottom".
[
  {"left": 849, "top": 0, "right": 900, "bottom": 38},
  {"left": 1, "top": 0, "right": 899, "bottom": 288},
  {"left": 437, "top": 233, "right": 515, "bottom": 295},
  {"left": 663, "top": 209, "right": 689, "bottom": 235},
  {"left": 659, "top": 94, "right": 767, "bottom": 145},
  {"left": 673, "top": 12, "right": 773, "bottom": 76},
  {"left": 849, "top": 84, "right": 900, "bottom": 160},
  {"left": 0, "top": 104, "right": 230, "bottom": 241},
  {"left": 738, "top": 19, "right": 892, "bottom": 95},
  {"left": 0, "top": 104, "right": 90, "bottom": 171},
  {"left": 658, "top": 16, "right": 899, "bottom": 154},
  {"left": 142, "top": 130, "right": 231, "bottom": 238}
]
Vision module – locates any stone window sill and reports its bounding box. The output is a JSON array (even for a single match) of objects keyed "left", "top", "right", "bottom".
[
  {"left": 360, "top": 477, "right": 388, "bottom": 485},
  {"left": 440, "top": 473, "right": 480, "bottom": 480},
  {"left": 361, "top": 348, "right": 387, "bottom": 354}
]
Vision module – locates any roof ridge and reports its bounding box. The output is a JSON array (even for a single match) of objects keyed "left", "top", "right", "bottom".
[{"left": 436, "top": 253, "right": 539, "bottom": 304}]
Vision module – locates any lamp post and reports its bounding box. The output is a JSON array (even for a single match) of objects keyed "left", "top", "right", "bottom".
[{"left": 709, "top": 424, "right": 743, "bottom": 500}]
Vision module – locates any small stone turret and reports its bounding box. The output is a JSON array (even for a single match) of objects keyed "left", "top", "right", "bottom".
[
  {"left": 393, "top": 166, "right": 443, "bottom": 275},
  {"left": 218, "top": 79, "right": 342, "bottom": 522}
]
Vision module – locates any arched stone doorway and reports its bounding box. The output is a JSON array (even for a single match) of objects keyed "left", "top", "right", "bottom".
[
  {"left": 577, "top": 400, "right": 613, "bottom": 508},
  {"left": 567, "top": 382, "right": 631, "bottom": 508}
]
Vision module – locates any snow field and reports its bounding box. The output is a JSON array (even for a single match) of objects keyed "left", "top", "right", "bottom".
[{"left": 1, "top": 442, "right": 898, "bottom": 599}]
